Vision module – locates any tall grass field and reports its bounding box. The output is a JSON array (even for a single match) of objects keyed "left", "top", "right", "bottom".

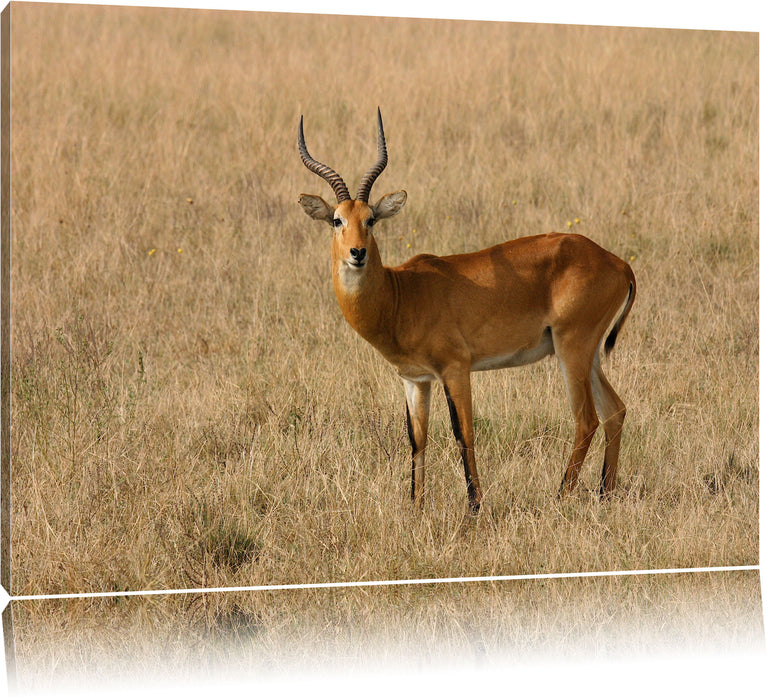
[{"left": 5, "top": 2, "right": 760, "bottom": 687}]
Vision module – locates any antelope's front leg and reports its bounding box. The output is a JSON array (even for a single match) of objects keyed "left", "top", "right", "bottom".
[
  {"left": 442, "top": 371, "right": 482, "bottom": 513},
  {"left": 403, "top": 379, "right": 432, "bottom": 509}
]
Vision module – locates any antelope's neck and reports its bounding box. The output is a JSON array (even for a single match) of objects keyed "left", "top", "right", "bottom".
[{"left": 332, "top": 251, "right": 397, "bottom": 351}]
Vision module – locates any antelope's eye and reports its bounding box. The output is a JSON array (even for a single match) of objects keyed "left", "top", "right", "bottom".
[
  {"left": 366, "top": 217, "right": 375, "bottom": 228},
  {"left": 333, "top": 217, "right": 343, "bottom": 228}
]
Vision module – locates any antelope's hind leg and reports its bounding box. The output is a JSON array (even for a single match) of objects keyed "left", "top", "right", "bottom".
[
  {"left": 591, "top": 353, "right": 626, "bottom": 496},
  {"left": 403, "top": 379, "right": 432, "bottom": 508},
  {"left": 556, "top": 343, "right": 600, "bottom": 497}
]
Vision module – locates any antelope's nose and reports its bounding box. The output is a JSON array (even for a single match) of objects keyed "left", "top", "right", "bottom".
[{"left": 350, "top": 247, "right": 367, "bottom": 263}]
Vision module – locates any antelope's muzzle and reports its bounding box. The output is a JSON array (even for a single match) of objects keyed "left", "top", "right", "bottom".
[{"left": 349, "top": 247, "right": 367, "bottom": 267}]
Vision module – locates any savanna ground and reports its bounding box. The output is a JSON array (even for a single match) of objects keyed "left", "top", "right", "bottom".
[{"left": 5, "top": 2, "right": 760, "bottom": 689}]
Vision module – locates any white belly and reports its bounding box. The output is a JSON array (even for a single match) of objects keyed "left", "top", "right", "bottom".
[
  {"left": 470, "top": 329, "right": 554, "bottom": 372},
  {"left": 395, "top": 328, "right": 554, "bottom": 382}
]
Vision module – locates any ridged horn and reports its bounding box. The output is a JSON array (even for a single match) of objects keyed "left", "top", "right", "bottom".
[
  {"left": 356, "top": 108, "right": 388, "bottom": 203},
  {"left": 298, "top": 115, "right": 351, "bottom": 203}
]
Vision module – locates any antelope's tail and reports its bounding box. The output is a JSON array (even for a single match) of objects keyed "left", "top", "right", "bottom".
[{"left": 604, "top": 273, "right": 636, "bottom": 356}]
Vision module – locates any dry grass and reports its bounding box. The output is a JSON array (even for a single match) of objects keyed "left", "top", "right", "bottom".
[{"left": 8, "top": 1, "right": 758, "bottom": 668}]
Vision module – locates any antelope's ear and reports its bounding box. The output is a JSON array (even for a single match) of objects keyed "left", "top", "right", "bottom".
[
  {"left": 372, "top": 190, "right": 407, "bottom": 221},
  {"left": 298, "top": 194, "right": 334, "bottom": 225}
]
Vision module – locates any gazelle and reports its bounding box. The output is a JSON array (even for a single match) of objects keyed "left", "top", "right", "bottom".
[{"left": 298, "top": 109, "right": 636, "bottom": 513}]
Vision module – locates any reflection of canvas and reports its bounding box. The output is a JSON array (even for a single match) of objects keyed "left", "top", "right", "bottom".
[
  {"left": 10, "top": 572, "right": 766, "bottom": 691},
  {"left": 1, "top": 1, "right": 761, "bottom": 693}
]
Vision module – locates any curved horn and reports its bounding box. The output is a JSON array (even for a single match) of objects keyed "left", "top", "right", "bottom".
[
  {"left": 298, "top": 115, "right": 351, "bottom": 203},
  {"left": 356, "top": 108, "right": 388, "bottom": 203}
]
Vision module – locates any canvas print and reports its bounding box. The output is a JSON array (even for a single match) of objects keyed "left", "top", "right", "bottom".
[{"left": 0, "top": 1, "right": 762, "bottom": 692}]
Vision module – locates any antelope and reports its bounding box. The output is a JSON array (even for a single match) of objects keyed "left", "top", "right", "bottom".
[{"left": 298, "top": 109, "right": 636, "bottom": 513}]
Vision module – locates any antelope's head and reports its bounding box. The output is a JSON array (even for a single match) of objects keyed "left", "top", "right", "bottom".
[{"left": 297, "top": 109, "right": 407, "bottom": 284}]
